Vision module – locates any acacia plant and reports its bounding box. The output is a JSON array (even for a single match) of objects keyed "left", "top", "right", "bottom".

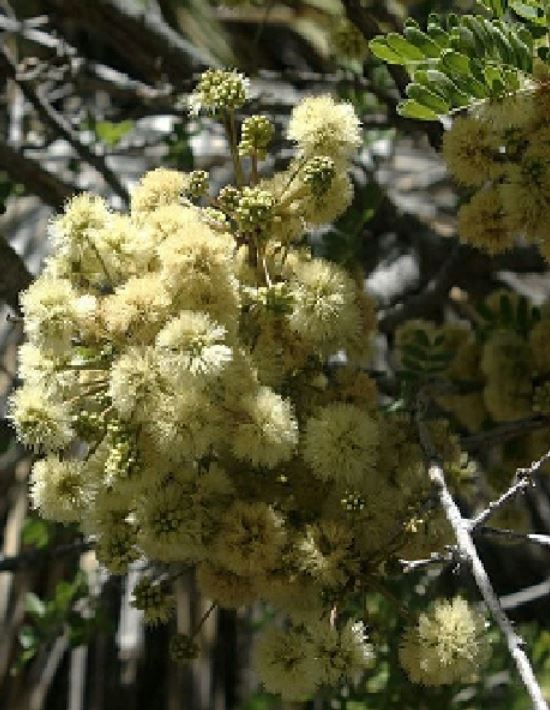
[{"left": 4, "top": 1, "right": 550, "bottom": 708}]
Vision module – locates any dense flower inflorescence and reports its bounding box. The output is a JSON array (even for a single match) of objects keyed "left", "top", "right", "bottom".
[
  {"left": 11, "top": 70, "right": 496, "bottom": 701},
  {"left": 442, "top": 87, "right": 550, "bottom": 261}
]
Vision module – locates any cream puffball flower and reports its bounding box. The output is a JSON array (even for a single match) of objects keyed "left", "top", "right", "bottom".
[
  {"left": 303, "top": 403, "right": 379, "bottom": 487},
  {"left": 287, "top": 94, "right": 361, "bottom": 159},
  {"left": 399, "top": 597, "right": 489, "bottom": 686},
  {"left": 232, "top": 387, "right": 298, "bottom": 468}
]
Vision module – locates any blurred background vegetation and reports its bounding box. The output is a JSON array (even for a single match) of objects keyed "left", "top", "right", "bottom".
[{"left": 0, "top": 0, "right": 549, "bottom": 708}]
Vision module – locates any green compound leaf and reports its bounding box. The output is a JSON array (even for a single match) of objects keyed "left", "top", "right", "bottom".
[
  {"left": 406, "top": 83, "right": 451, "bottom": 113},
  {"left": 440, "top": 50, "right": 471, "bottom": 75},
  {"left": 371, "top": 9, "right": 538, "bottom": 120},
  {"left": 385, "top": 33, "right": 427, "bottom": 61},
  {"left": 369, "top": 38, "right": 405, "bottom": 64},
  {"left": 403, "top": 26, "right": 442, "bottom": 58},
  {"left": 510, "top": 0, "right": 547, "bottom": 25},
  {"left": 397, "top": 99, "right": 439, "bottom": 120}
]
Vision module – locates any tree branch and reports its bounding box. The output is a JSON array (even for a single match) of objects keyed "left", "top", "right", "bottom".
[
  {"left": 0, "top": 14, "right": 177, "bottom": 108},
  {"left": 477, "top": 526, "right": 550, "bottom": 549},
  {"left": 500, "top": 577, "right": 550, "bottom": 611},
  {"left": 45, "top": 0, "right": 215, "bottom": 85},
  {"left": 416, "top": 390, "right": 549, "bottom": 710},
  {"left": 0, "top": 47, "right": 129, "bottom": 204},
  {"left": 0, "top": 141, "right": 74, "bottom": 209}
]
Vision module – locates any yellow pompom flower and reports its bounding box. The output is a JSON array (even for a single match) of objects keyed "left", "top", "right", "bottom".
[
  {"left": 29, "top": 457, "right": 86, "bottom": 522},
  {"left": 287, "top": 95, "right": 361, "bottom": 160},
  {"left": 21, "top": 277, "right": 95, "bottom": 355},
  {"left": 232, "top": 387, "right": 298, "bottom": 468},
  {"left": 287, "top": 258, "right": 360, "bottom": 350},
  {"left": 309, "top": 619, "right": 373, "bottom": 685},
  {"left": 458, "top": 188, "right": 514, "bottom": 254},
  {"left": 52, "top": 193, "right": 110, "bottom": 263},
  {"left": 196, "top": 562, "right": 258, "bottom": 609},
  {"left": 442, "top": 116, "right": 500, "bottom": 186},
  {"left": 298, "top": 170, "right": 354, "bottom": 226},
  {"left": 500, "top": 153, "right": 550, "bottom": 241},
  {"left": 297, "top": 519, "right": 358, "bottom": 588},
  {"left": 108, "top": 346, "right": 162, "bottom": 422},
  {"left": 214, "top": 501, "right": 285, "bottom": 576},
  {"left": 8, "top": 384, "right": 74, "bottom": 452},
  {"left": 102, "top": 273, "right": 170, "bottom": 344},
  {"left": 156, "top": 310, "right": 232, "bottom": 379},
  {"left": 253, "top": 625, "right": 319, "bottom": 701},
  {"left": 303, "top": 403, "right": 378, "bottom": 487},
  {"left": 130, "top": 168, "right": 187, "bottom": 216},
  {"left": 399, "top": 597, "right": 489, "bottom": 686}
]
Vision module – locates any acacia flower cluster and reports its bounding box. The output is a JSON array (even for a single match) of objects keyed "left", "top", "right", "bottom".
[
  {"left": 10, "top": 69, "right": 491, "bottom": 700},
  {"left": 442, "top": 84, "right": 550, "bottom": 261}
]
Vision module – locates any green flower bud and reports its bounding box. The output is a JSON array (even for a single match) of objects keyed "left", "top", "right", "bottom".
[
  {"left": 104, "top": 419, "right": 140, "bottom": 483},
  {"left": 132, "top": 576, "right": 175, "bottom": 625},
  {"left": 189, "top": 69, "right": 249, "bottom": 114},
  {"left": 169, "top": 633, "right": 200, "bottom": 664},
  {"left": 218, "top": 185, "right": 241, "bottom": 213},
  {"left": 235, "top": 187, "right": 275, "bottom": 236},
  {"left": 239, "top": 115, "right": 274, "bottom": 159},
  {"left": 330, "top": 19, "right": 369, "bottom": 62},
  {"left": 95, "top": 517, "right": 139, "bottom": 574},
  {"left": 203, "top": 206, "right": 230, "bottom": 230}
]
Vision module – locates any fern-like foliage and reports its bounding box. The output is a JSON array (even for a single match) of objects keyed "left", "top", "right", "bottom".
[{"left": 369, "top": 2, "right": 546, "bottom": 120}]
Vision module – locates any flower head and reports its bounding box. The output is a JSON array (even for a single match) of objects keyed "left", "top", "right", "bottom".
[
  {"left": 232, "top": 387, "right": 298, "bottom": 468},
  {"left": 254, "top": 625, "right": 319, "bottom": 701},
  {"left": 30, "top": 457, "right": 85, "bottom": 522},
  {"left": 189, "top": 69, "right": 249, "bottom": 115},
  {"left": 399, "top": 597, "right": 489, "bottom": 686},
  {"left": 303, "top": 403, "right": 378, "bottom": 487},
  {"left": 287, "top": 95, "right": 361, "bottom": 159},
  {"left": 8, "top": 384, "right": 73, "bottom": 452}
]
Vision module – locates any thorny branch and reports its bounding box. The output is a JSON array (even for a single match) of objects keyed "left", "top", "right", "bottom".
[
  {"left": 469, "top": 450, "right": 550, "bottom": 530},
  {"left": 416, "top": 389, "right": 549, "bottom": 710}
]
